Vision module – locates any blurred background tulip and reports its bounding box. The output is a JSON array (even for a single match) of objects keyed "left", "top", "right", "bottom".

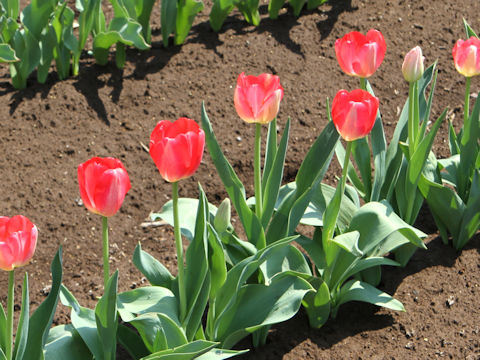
[
  {"left": 149, "top": 117, "right": 205, "bottom": 183},
  {"left": 234, "top": 72, "right": 284, "bottom": 124},
  {"left": 335, "top": 29, "right": 386, "bottom": 78}
]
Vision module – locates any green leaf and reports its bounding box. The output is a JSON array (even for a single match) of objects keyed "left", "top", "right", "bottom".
[
  {"left": 95, "top": 271, "right": 119, "bottom": 360},
  {"left": 10, "top": 28, "right": 41, "bottom": 89},
  {"left": 44, "top": 325, "right": 92, "bottom": 360},
  {"left": 288, "top": 0, "right": 306, "bottom": 16},
  {"left": 196, "top": 348, "right": 249, "bottom": 359},
  {"left": 306, "top": 0, "right": 327, "bottom": 10},
  {"left": 208, "top": 225, "right": 227, "bottom": 299},
  {"left": 23, "top": 247, "right": 63, "bottom": 360},
  {"left": 201, "top": 103, "right": 266, "bottom": 249},
  {"left": 133, "top": 243, "right": 174, "bottom": 288},
  {"left": 267, "top": 0, "right": 283, "bottom": 18},
  {"left": 448, "top": 121, "right": 460, "bottom": 156},
  {"left": 457, "top": 170, "right": 480, "bottom": 249},
  {"left": 234, "top": 0, "right": 259, "bottom": 25},
  {"left": 351, "top": 136, "right": 372, "bottom": 201},
  {"left": 209, "top": 0, "right": 234, "bottom": 31},
  {"left": 135, "top": 0, "right": 155, "bottom": 43},
  {"left": 259, "top": 243, "right": 311, "bottom": 283},
  {"left": 117, "top": 323, "right": 150, "bottom": 359},
  {"left": 331, "top": 231, "right": 362, "bottom": 257},
  {"left": 464, "top": 18, "right": 479, "bottom": 38},
  {"left": 335, "top": 280, "right": 405, "bottom": 313},
  {"left": 302, "top": 278, "right": 330, "bottom": 329},
  {"left": 141, "top": 340, "right": 219, "bottom": 360},
  {"left": 0, "top": 43, "right": 17, "bottom": 62},
  {"left": 13, "top": 273, "right": 29, "bottom": 360},
  {"left": 174, "top": 0, "right": 204, "bottom": 45},
  {"left": 21, "top": 0, "right": 55, "bottom": 37},
  {"left": 0, "top": 302, "right": 6, "bottom": 354},
  {"left": 161, "top": 0, "right": 177, "bottom": 45}
]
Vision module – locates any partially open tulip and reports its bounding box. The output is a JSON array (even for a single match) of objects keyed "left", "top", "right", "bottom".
[
  {"left": 149, "top": 117, "right": 205, "bottom": 182},
  {"left": 335, "top": 29, "right": 387, "bottom": 78},
  {"left": 331, "top": 89, "right": 379, "bottom": 141},
  {"left": 0, "top": 215, "right": 37, "bottom": 271},
  {"left": 452, "top": 37, "right": 480, "bottom": 77},
  {"left": 78, "top": 157, "right": 131, "bottom": 217},
  {"left": 234, "top": 72, "right": 284, "bottom": 124},
  {"left": 402, "top": 46, "right": 424, "bottom": 82}
]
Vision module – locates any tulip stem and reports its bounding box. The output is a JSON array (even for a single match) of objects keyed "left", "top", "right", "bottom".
[
  {"left": 407, "top": 81, "right": 415, "bottom": 158},
  {"left": 464, "top": 76, "right": 471, "bottom": 127},
  {"left": 254, "top": 123, "right": 263, "bottom": 219},
  {"left": 172, "top": 181, "right": 187, "bottom": 322},
  {"left": 6, "top": 270, "right": 14, "bottom": 360},
  {"left": 360, "top": 77, "right": 367, "bottom": 91},
  {"left": 102, "top": 216, "right": 109, "bottom": 289}
]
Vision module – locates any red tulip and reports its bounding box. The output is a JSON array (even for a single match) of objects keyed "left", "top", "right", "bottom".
[
  {"left": 335, "top": 29, "right": 386, "bottom": 78},
  {"left": 452, "top": 37, "right": 480, "bottom": 77},
  {"left": 234, "top": 72, "right": 284, "bottom": 124},
  {"left": 331, "top": 89, "right": 379, "bottom": 141},
  {"left": 77, "top": 157, "right": 131, "bottom": 217},
  {"left": 149, "top": 117, "right": 205, "bottom": 182},
  {"left": 0, "top": 215, "right": 37, "bottom": 271}
]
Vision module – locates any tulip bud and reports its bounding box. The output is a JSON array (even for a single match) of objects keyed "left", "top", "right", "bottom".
[
  {"left": 452, "top": 37, "right": 480, "bottom": 78},
  {"left": 402, "top": 46, "right": 424, "bottom": 82},
  {"left": 0, "top": 215, "right": 37, "bottom": 271},
  {"left": 214, "top": 198, "right": 231, "bottom": 233}
]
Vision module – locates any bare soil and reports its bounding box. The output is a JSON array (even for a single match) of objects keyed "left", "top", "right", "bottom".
[{"left": 0, "top": 0, "right": 479, "bottom": 359}]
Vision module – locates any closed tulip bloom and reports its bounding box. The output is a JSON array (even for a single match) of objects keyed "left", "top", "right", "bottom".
[
  {"left": 78, "top": 157, "right": 131, "bottom": 217},
  {"left": 331, "top": 89, "right": 379, "bottom": 141},
  {"left": 335, "top": 29, "right": 387, "bottom": 78},
  {"left": 149, "top": 117, "right": 205, "bottom": 183},
  {"left": 402, "top": 46, "right": 424, "bottom": 82},
  {"left": 0, "top": 215, "right": 37, "bottom": 271},
  {"left": 234, "top": 72, "right": 284, "bottom": 124},
  {"left": 452, "top": 37, "right": 480, "bottom": 77}
]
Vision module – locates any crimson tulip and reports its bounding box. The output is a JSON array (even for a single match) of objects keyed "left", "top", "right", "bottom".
[
  {"left": 335, "top": 29, "right": 386, "bottom": 78},
  {"left": 149, "top": 117, "right": 205, "bottom": 183},
  {"left": 331, "top": 89, "right": 379, "bottom": 141},
  {"left": 0, "top": 215, "right": 37, "bottom": 271},
  {"left": 77, "top": 157, "right": 131, "bottom": 217},
  {"left": 234, "top": 72, "right": 284, "bottom": 124},
  {"left": 452, "top": 37, "right": 480, "bottom": 77}
]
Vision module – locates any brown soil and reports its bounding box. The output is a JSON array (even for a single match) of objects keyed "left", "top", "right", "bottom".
[{"left": 0, "top": 0, "right": 479, "bottom": 359}]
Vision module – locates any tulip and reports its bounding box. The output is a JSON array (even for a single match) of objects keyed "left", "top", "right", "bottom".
[
  {"left": 331, "top": 89, "right": 379, "bottom": 142},
  {"left": 335, "top": 29, "right": 387, "bottom": 78},
  {"left": 402, "top": 46, "right": 424, "bottom": 82},
  {"left": 0, "top": 215, "right": 37, "bottom": 271},
  {"left": 234, "top": 72, "right": 284, "bottom": 124},
  {"left": 452, "top": 37, "right": 480, "bottom": 78},
  {"left": 77, "top": 157, "right": 131, "bottom": 217},
  {"left": 149, "top": 117, "right": 205, "bottom": 183}
]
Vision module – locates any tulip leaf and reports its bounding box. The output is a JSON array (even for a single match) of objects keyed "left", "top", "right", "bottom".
[
  {"left": 0, "top": 302, "right": 5, "bottom": 354},
  {"left": 209, "top": 0, "right": 234, "bottom": 31},
  {"left": 207, "top": 225, "right": 228, "bottom": 300},
  {"left": 302, "top": 278, "right": 331, "bottom": 329},
  {"left": 117, "top": 323, "right": 150, "bottom": 359},
  {"left": 464, "top": 18, "right": 479, "bottom": 38},
  {"left": 201, "top": 103, "right": 266, "bottom": 249},
  {"left": 44, "top": 325, "right": 92, "bottom": 360},
  {"left": 133, "top": 243, "right": 175, "bottom": 288},
  {"left": 174, "top": 0, "right": 204, "bottom": 45},
  {"left": 262, "top": 118, "right": 278, "bottom": 191},
  {"left": 10, "top": 28, "right": 41, "bottom": 89},
  {"left": 21, "top": 0, "right": 55, "bottom": 37},
  {"left": 457, "top": 170, "right": 480, "bottom": 249},
  {"left": 23, "top": 247, "right": 63, "bottom": 360},
  {"left": 259, "top": 243, "right": 311, "bottom": 283},
  {"left": 234, "top": 0, "right": 260, "bottom": 26},
  {"left": 334, "top": 280, "right": 405, "bottom": 314},
  {"left": 195, "top": 348, "right": 249, "bottom": 359},
  {"left": 161, "top": 0, "right": 177, "bottom": 46},
  {"left": 0, "top": 43, "right": 17, "bottom": 62},
  {"left": 13, "top": 273, "right": 29, "bottom": 360},
  {"left": 141, "top": 340, "right": 219, "bottom": 360}
]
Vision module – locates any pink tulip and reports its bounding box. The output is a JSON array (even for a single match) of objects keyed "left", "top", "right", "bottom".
[
  {"left": 452, "top": 37, "right": 480, "bottom": 77},
  {"left": 402, "top": 46, "right": 424, "bottom": 82},
  {"left": 149, "top": 117, "right": 205, "bottom": 183},
  {"left": 0, "top": 215, "right": 37, "bottom": 271},
  {"left": 234, "top": 72, "right": 284, "bottom": 124},
  {"left": 335, "top": 29, "right": 387, "bottom": 78},
  {"left": 77, "top": 157, "right": 131, "bottom": 217},
  {"left": 331, "top": 89, "right": 379, "bottom": 141}
]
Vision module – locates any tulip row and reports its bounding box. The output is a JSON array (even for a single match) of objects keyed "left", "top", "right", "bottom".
[
  {"left": 1, "top": 21, "right": 479, "bottom": 360},
  {"left": 0, "top": 0, "right": 330, "bottom": 89}
]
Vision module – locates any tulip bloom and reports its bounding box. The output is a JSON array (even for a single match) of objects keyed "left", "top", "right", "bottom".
[
  {"left": 78, "top": 157, "right": 131, "bottom": 217},
  {"left": 335, "top": 29, "right": 386, "bottom": 78},
  {"left": 452, "top": 37, "right": 480, "bottom": 77},
  {"left": 331, "top": 89, "right": 379, "bottom": 141},
  {"left": 0, "top": 215, "right": 37, "bottom": 271},
  {"left": 402, "top": 46, "right": 424, "bottom": 82},
  {"left": 234, "top": 72, "right": 284, "bottom": 124},
  {"left": 149, "top": 117, "right": 205, "bottom": 183}
]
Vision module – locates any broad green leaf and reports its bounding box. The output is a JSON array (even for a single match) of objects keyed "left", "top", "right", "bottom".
[
  {"left": 1, "top": 0, "right": 19, "bottom": 20},
  {"left": 13, "top": 274, "right": 29, "bottom": 360},
  {"left": 259, "top": 243, "right": 311, "bottom": 283},
  {"left": 196, "top": 348, "right": 249, "bottom": 359},
  {"left": 174, "top": 0, "right": 203, "bottom": 45},
  {"left": 135, "top": 0, "right": 155, "bottom": 43},
  {"left": 216, "top": 273, "right": 313, "bottom": 349},
  {"left": 336, "top": 257, "right": 400, "bottom": 290},
  {"left": 117, "top": 286, "right": 179, "bottom": 323},
  {"left": 133, "top": 243, "right": 174, "bottom": 288},
  {"left": 335, "top": 280, "right": 405, "bottom": 314},
  {"left": 117, "top": 323, "right": 150, "bottom": 360},
  {"left": 0, "top": 43, "right": 17, "bottom": 62},
  {"left": 10, "top": 28, "right": 41, "bottom": 89},
  {"left": 331, "top": 231, "right": 362, "bottom": 257},
  {"left": 296, "top": 230, "right": 326, "bottom": 273},
  {"left": 201, "top": 103, "right": 266, "bottom": 248},
  {"left": 306, "top": 0, "right": 327, "bottom": 10},
  {"left": 95, "top": 271, "right": 118, "bottom": 360},
  {"left": 21, "top": 0, "right": 55, "bottom": 37},
  {"left": 288, "top": 0, "right": 306, "bottom": 16},
  {"left": 208, "top": 225, "right": 227, "bottom": 299},
  {"left": 267, "top": 0, "right": 283, "bottom": 21},
  {"left": 234, "top": 0, "right": 259, "bottom": 25},
  {"left": 457, "top": 170, "right": 480, "bottom": 249},
  {"left": 161, "top": 0, "right": 177, "bottom": 46},
  {"left": 142, "top": 340, "right": 219, "bottom": 360},
  {"left": 438, "top": 154, "right": 460, "bottom": 187},
  {"left": 209, "top": 0, "right": 233, "bottom": 31},
  {"left": 23, "top": 247, "right": 63, "bottom": 360},
  {"left": 302, "top": 278, "right": 330, "bottom": 329},
  {"left": 351, "top": 136, "right": 372, "bottom": 200},
  {"left": 44, "top": 325, "right": 92, "bottom": 360}
]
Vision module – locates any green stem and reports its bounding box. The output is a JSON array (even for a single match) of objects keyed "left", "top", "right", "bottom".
[
  {"left": 407, "top": 81, "right": 415, "bottom": 158},
  {"left": 360, "top": 77, "right": 367, "bottom": 91},
  {"left": 6, "top": 270, "right": 14, "bottom": 360},
  {"left": 464, "top": 76, "right": 471, "bottom": 126},
  {"left": 102, "top": 216, "right": 109, "bottom": 289},
  {"left": 172, "top": 181, "right": 187, "bottom": 322},
  {"left": 254, "top": 123, "right": 263, "bottom": 219},
  {"left": 340, "top": 141, "right": 352, "bottom": 197}
]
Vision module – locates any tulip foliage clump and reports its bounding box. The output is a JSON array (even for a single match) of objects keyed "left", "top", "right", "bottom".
[{"left": 0, "top": 18, "right": 480, "bottom": 360}]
